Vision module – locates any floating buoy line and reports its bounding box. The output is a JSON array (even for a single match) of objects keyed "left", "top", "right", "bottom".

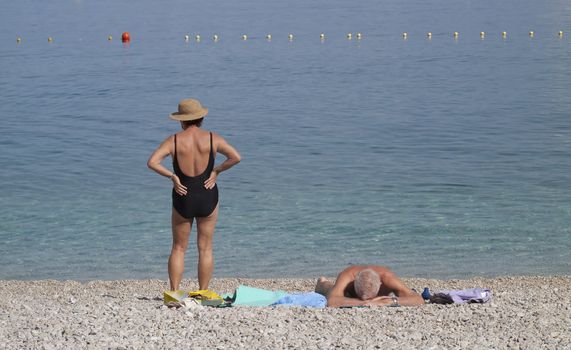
[{"left": 13, "top": 31, "right": 566, "bottom": 44}]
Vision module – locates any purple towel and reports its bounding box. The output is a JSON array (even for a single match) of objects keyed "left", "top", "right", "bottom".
[{"left": 432, "top": 288, "right": 492, "bottom": 304}]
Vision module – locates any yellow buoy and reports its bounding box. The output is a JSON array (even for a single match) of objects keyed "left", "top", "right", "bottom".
[
  {"left": 288, "top": 34, "right": 294, "bottom": 41},
  {"left": 427, "top": 32, "right": 432, "bottom": 38},
  {"left": 195, "top": 34, "right": 201, "bottom": 41},
  {"left": 558, "top": 31, "right": 564, "bottom": 37},
  {"left": 184, "top": 34, "right": 190, "bottom": 41},
  {"left": 242, "top": 34, "right": 247, "bottom": 40},
  {"left": 16, "top": 37, "right": 21, "bottom": 43},
  {"left": 356, "top": 33, "right": 362, "bottom": 39},
  {"left": 402, "top": 32, "right": 408, "bottom": 39},
  {"left": 453, "top": 32, "right": 459, "bottom": 38},
  {"left": 213, "top": 34, "right": 219, "bottom": 41},
  {"left": 107, "top": 35, "right": 113, "bottom": 41},
  {"left": 529, "top": 31, "right": 534, "bottom": 37},
  {"left": 48, "top": 37, "right": 53, "bottom": 42},
  {"left": 480, "top": 32, "right": 485, "bottom": 38},
  {"left": 266, "top": 34, "right": 272, "bottom": 40},
  {"left": 502, "top": 31, "right": 507, "bottom": 38},
  {"left": 320, "top": 33, "right": 325, "bottom": 40},
  {"left": 347, "top": 33, "right": 352, "bottom": 40}
]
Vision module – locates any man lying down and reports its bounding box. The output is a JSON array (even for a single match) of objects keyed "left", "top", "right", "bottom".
[{"left": 315, "top": 265, "right": 425, "bottom": 307}]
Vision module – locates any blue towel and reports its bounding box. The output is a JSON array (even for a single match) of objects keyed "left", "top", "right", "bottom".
[{"left": 271, "top": 292, "right": 327, "bottom": 308}]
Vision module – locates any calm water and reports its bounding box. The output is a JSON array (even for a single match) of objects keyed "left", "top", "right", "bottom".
[{"left": 1, "top": 0, "right": 570, "bottom": 280}]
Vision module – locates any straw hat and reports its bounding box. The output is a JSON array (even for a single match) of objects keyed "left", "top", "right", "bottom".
[{"left": 169, "top": 99, "right": 209, "bottom": 121}]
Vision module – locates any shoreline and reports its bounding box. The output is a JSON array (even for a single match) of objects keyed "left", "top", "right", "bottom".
[
  {"left": 3, "top": 272, "right": 570, "bottom": 283},
  {"left": 1, "top": 276, "right": 570, "bottom": 349}
]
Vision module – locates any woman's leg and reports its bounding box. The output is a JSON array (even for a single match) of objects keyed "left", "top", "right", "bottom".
[
  {"left": 195, "top": 205, "right": 219, "bottom": 290},
  {"left": 169, "top": 208, "right": 192, "bottom": 291}
]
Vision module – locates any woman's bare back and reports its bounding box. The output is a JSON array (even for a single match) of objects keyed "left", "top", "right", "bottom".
[{"left": 174, "top": 128, "right": 214, "bottom": 177}]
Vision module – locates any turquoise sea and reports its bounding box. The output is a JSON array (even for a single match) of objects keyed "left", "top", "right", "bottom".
[{"left": 1, "top": 0, "right": 570, "bottom": 280}]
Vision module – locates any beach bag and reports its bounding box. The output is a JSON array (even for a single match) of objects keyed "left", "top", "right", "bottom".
[
  {"left": 163, "top": 290, "right": 201, "bottom": 308},
  {"left": 188, "top": 289, "right": 226, "bottom": 306},
  {"left": 163, "top": 289, "right": 225, "bottom": 307}
]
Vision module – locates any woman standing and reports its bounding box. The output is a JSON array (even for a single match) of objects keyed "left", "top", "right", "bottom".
[{"left": 147, "top": 98, "right": 241, "bottom": 291}]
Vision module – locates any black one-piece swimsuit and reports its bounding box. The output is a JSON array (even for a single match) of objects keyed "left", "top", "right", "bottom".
[{"left": 172, "top": 133, "right": 219, "bottom": 219}]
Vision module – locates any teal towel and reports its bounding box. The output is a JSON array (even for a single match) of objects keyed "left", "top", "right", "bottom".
[{"left": 229, "top": 285, "right": 288, "bottom": 306}]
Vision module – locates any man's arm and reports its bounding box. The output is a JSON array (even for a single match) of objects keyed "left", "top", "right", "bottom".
[
  {"left": 326, "top": 270, "right": 367, "bottom": 307},
  {"left": 360, "top": 295, "right": 422, "bottom": 307},
  {"left": 392, "top": 295, "right": 424, "bottom": 306},
  {"left": 381, "top": 271, "right": 424, "bottom": 306}
]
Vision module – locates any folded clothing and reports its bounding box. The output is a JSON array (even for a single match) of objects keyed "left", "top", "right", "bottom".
[
  {"left": 430, "top": 288, "right": 492, "bottom": 304},
  {"left": 271, "top": 292, "right": 327, "bottom": 308}
]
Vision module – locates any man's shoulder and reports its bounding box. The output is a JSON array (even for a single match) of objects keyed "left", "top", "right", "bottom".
[
  {"left": 349, "top": 265, "right": 392, "bottom": 276},
  {"left": 340, "top": 265, "right": 392, "bottom": 274},
  {"left": 340, "top": 265, "right": 366, "bottom": 275}
]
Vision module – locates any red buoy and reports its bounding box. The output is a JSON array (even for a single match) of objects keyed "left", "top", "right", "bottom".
[{"left": 121, "top": 32, "right": 131, "bottom": 42}]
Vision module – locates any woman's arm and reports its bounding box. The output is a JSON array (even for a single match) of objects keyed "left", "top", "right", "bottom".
[
  {"left": 147, "top": 135, "right": 187, "bottom": 196},
  {"left": 204, "top": 134, "right": 241, "bottom": 189}
]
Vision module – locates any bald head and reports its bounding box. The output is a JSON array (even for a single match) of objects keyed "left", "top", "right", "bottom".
[{"left": 354, "top": 269, "right": 381, "bottom": 300}]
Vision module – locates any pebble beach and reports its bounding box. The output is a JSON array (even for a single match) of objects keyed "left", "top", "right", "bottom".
[{"left": 1, "top": 276, "right": 569, "bottom": 349}]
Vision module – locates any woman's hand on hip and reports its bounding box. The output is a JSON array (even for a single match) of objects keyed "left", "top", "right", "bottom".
[
  {"left": 172, "top": 175, "right": 188, "bottom": 195},
  {"left": 204, "top": 170, "right": 218, "bottom": 190}
]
